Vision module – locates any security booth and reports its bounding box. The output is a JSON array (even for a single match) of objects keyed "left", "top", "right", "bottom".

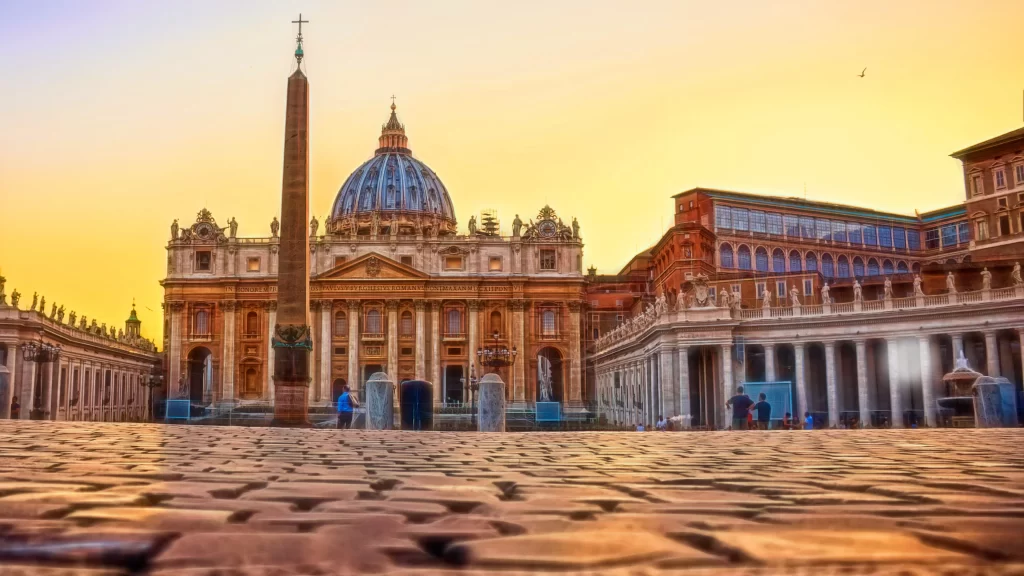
[{"left": 400, "top": 379, "right": 433, "bottom": 430}]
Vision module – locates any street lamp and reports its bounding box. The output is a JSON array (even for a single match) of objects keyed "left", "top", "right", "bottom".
[
  {"left": 142, "top": 372, "right": 164, "bottom": 422},
  {"left": 459, "top": 364, "right": 479, "bottom": 428},
  {"left": 476, "top": 330, "right": 517, "bottom": 373}
]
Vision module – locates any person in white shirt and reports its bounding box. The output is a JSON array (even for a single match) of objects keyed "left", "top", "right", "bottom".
[
  {"left": 655, "top": 415, "right": 666, "bottom": 431},
  {"left": 636, "top": 423, "right": 645, "bottom": 432}
]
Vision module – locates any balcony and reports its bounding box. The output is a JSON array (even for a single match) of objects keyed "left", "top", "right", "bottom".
[
  {"left": 361, "top": 332, "right": 385, "bottom": 342},
  {"left": 442, "top": 332, "right": 466, "bottom": 342}
]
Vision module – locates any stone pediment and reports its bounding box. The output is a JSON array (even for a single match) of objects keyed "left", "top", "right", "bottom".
[{"left": 317, "top": 252, "right": 427, "bottom": 280}]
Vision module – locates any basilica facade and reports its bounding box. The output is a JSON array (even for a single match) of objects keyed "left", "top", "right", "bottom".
[{"left": 162, "top": 104, "right": 586, "bottom": 411}]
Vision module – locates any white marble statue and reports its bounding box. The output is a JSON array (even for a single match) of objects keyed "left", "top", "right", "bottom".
[
  {"left": 537, "top": 354, "right": 553, "bottom": 402},
  {"left": 1013, "top": 262, "right": 1023, "bottom": 286},
  {"left": 883, "top": 277, "right": 893, "bottom": 299},
  {"left": 853, "top": 280, "right": 863, "bottom": 302},
  {"left": 913, "top": 274, "right": 924, "bottom": 297},
  {"left": 761, "top": 289, "right": 772, "bottom": 309},
  {"left": 820, "top": 283, "right": 830, "bottom": 304},
  {"left": 946, "top": 271, "right": 957, "bottom": 294},
  {"left": 981, "top": 267, "right": 992, "bottom": 291},
  {"left": 789, "top": 285, "right": 800, "bottom": 307}
]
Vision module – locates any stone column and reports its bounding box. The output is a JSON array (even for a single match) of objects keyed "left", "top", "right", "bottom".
[
  {"left": 824, "top": 341, "right": 838, "bottom": 427},
  {"left": 319, "top": 300, "right": 332, "bottom": 403},
  {"left": 347, "top": 300, "right": 360, "bottom": 393},
  {"left": 222, "top": 301, "right": 236, "bottom": 403},
  {"left": 511, "top": 300, "right": 526, "bottom": 403},
  {"left": 855, "top": 339, "right": 870, "bottom": 427},
  {"left": 1, "top": 344, "right": 16, "bottom": 419},
  {"left": 918, "top": 336, "right": 935, "bottom": 426},
  {"left": 984, "top": 331, "right": 999, "bottom": 377},
  {"left": 477, "top": 373, "right": 506, "bottom": 432},
  {"left": 952, "top": 333, "right": 964, "bottom": 364},
  {"left": 386, "top": 300, "right": 399, "bottom": 382},
  {"left": 430, "top": 302, "right": 441, "bottom": 392},
  {"left": 467, "top": 300, "right": 480, "bottom": 399},
  {"left": 886, "top": 338, "right": 903, "bottom": 428},
  {"left": 764, "top": 344, "right": 776, "bottom": 381},
  {"left": 266, "top": 301, "right": 277, "bottom": 399},
  {"left": 168, "top": 302, "right": 183, "bottom": 400},
  {"left": 659, "top": 348, "right": 674, "bottom": 418},
  {"left": 42, "top": 355, "right": 56, "bottom": 420},
  {"left": 720, "top": 344, "right": 733, "bottom": 429},
  {"left": 677, "top": 346, "right": 689, "bottom": 421},
  {"left": 20, "top": 358, "right": 36, "bottom": 420},
  {"left": 414, "top": 300, "right": 426, "bottom": 379},
  {"left": 364, "top": 371, "right": 394, "bottom": 430},
  {"left": 794, "top": 343, "right": 807, "bottom": 422},
  {"left": 568, "top": 301, "right": 583, "bottom": 403}
]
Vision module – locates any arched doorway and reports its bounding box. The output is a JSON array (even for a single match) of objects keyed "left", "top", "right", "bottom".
[
  {"left": 331, "top": 378, "right": 347, "bottom": 406},
  {"left": 536, "top": 347, "right": 564, "bottom": 403},
  {"left": 242, "top": 367, "right": 260, "bottom": 398},
  {"left": 186, "top": 347, "right": 213, "bottom": 405}
]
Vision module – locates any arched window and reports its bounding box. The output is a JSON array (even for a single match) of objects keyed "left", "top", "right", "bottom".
[
  {"left": 912, "top": 262, "right": 921, "bottom": 273},
  {"left": 245, "top": 311, "right": 258, "bottom": 336},
  {"left": 790, "top": 250, "right": 802, "bottom": 272},
  {"left": 360, "top": 186, "right": 374, "bottom": 210},
  {"left": 720, "top": 244, "right": 734, "bottom": 268},
  {"left": 489, "top": 310, "right": 502, "bottom": 336},
  {"left": 853, "top": 257, "right": 865, "bottom": 278},
  {"left": 194, "top": 310, "right": 209, "bottom": 336},
  {"left": 385, "top": 186, "right": 397, "bottom": 209},
  {"left": 400, "top": 311, "right": 413, "bottom": 336},
  {"left": 737, "top": 246, "right": 752, "bottom": 270},
  {"left": 897, "top": 261, "right": 909, "bottom": 274},
  {"left": 755, "top": 247, "right": 769, "bottom": 272},
  {"left": 882, "top": 260, "right": 894, "bottom": 275},
  {"left": 365, "top": 309, "right": 382, "bottom": 335},
  {"left": 867, "top": 258, "right": 879, "bottom": 276},
  {"left": 772, "top": 249, "right": 785, "bottom": 273},
  {"left": 806, "top": 251, "right": 818, "bottom": 272},
  {"left": 446, "top": 308, "right": 462, "bottom": 335},
  {"left": 541, "top": 309, "right": 557, "bottom": 336},
  {"left": 837, "top": 255, "right": 850, "bottom": 278},
  {"left": 334, "top": 311, "right": 347, "bottom": 337}
]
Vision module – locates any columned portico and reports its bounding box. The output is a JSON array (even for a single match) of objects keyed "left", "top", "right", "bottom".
[
  {"left": 386, "top": 299, "right": 399, "bottom": 381},
  {"left": 222, "top": 301, "right": 236, "bottom": 403},
  {"left": 430, "top": 301, "right": 441, "bottom": 389},
  {"left": 984, "top": 331, "right": 999, "bottom": 376}
]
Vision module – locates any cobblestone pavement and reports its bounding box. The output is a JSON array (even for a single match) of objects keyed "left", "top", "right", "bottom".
[{"left": 0, "top": 422, "right": 1023, "bottom": 575}]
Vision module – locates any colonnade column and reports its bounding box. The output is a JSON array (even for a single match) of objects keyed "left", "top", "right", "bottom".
[
  {"left": 42, "top": 355, "right": 55, "bottom": 420},
  {"left": 919, "top": 336, "right": 935, "bottom": 426},
  {"left": 386, "top": 300, "right": 399, "bottom": 379},
  {"left": 794, "top": 343, "right": 807, "bottom": 422},
  {"left": 764, "top": 344, "right": 776, "bottom": 382},
  {"left": 720, "top": 344, "right": 733, "bottom": 429},
  {"left": 646, "top": 356, "right": 654, "bottom": 424},
  {"left": 512, "top": 300, "right": 526, "bottom": 403},
  {"left": 677, "top": 346, "right": 689, "bottom": 420},
  {"left": 168, "top": 302, "right": 183, "bottom": 401},
  {"left": 1, "top": 344, "right": 16, "bottom": 419},
  {"left": 952, "top": 334, "right": 964, "bottom": 363},
  {"left": 855, "top": 340, "right": 870, "bottom": 427},
  {"left": 265, "top": 301, "right": 276, "bottom": 400},
  {"left": 222, "top": 301, "right": 236, "bottom": 403},
  {"left": 319, "top": 300, "right": 332, "bottom": 403},
  {"left": 824, "top": 341, "right": 838, "bottom": 427},
  {"left": 430, "top": 302, "right": 441, "bottom": 393},
  {"left": 659, "top": 348, "right": 674, "bottom": 419},
  {"left": 568, "top": 302, "right": 582, "bottom": 404},
  {"left": 467, "top": 300, "right": 480, "bottom": 398},
  {"left": 984, "top": 331, "right": 999, "bottom": 377},
  {"left": 414, "top": 300, "right": 426, "bottom": 380},
  {"left": 886, "top": 338, "right": 903, "bottom": 428},
  {"left": 347, "top": 300, "right": 360, "bottom": 393}
]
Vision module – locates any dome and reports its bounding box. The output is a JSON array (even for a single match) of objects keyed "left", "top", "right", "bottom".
[{"left": 329, "top": 104, "right": 457, "bottom": 234}]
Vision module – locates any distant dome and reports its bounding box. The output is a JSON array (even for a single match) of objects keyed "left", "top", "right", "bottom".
[{"left": 330, "top": 104, "right": 456, "bottom": 228}]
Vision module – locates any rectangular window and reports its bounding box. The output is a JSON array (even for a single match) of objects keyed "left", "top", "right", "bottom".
[
  {"left": 848, "top": 223, "right": 862, "bottom": 244},
  {"left": 766, "top": 213, "right": 783, "bottom": 235},
  {"left": 998, "top": 215, "right": 1011, "bottom": 236},
  {"left": 997, "top": 197, "right": 1008, "bottom": 209},
  {"left": 488, "top": 256, "right": 502, "bottom": 271},
  {"left": 892, "top": 227, "right": 906, "bottom": 250},
  {"left": 400, "top": 255, "right": 413, "bottom": 266},
  {"left": 733, "top": 208, "right": 750, "bottom": 231},
  {"left": 334, "top": 347, "right": 346, "bottom": 355},
  {"left": 972, "top": 174, "right": 984, "bottom": 196},
  {"left": 995, "top": 169, "right": 1006, "bottom": 189},
  {"left": 750, "top": 210, "right": 766, "bottom": 233},
  {"left": 878, "top": 226, "right": 892, "bottom": 248},
  {"left": 831, "top": 221, "right": 847, "bottom": 243},
  {"left": 863, "top": 225, "right": 877, "bottom": 246},
  {"left": 976, "top": 219, "right": 989, "bottom": 241},
  {"left": 196, "top": 251, "right": 211, "bottom": 271},
  {"left": 784, "top": 215, "right": 799, "bottom": 237},
  {"left": 803, "top": 279, "right": 813, "bottom": 296},
  {"left": 756, "top": 282, "right": 766, "bottom": 297},
  {"left": 444, "top": 256, "right": 463, "bottom": 270},
  {"left": 958, "top": 222, "right": 970, "bottom": 244},
  {"left": 401, "top": 347, "right": 413, "bottom": 356},
  {"left": 940, "top": 224, "right": 957, "bottom": 247},
  {"left": 776, "top": 281, "right": 786, "bottom": 297},
  {"left": 1015, "top": 165, "right": 1024, "bottom": 186},
  {"left": 925, "top": 228, "right": 939, "bottom": 249},
  {"left": 731, "top": 283, "right": 741, "bottom": 296},
  {"left": 334, "top": 256, "right": 347, "bottom": 267},
  {"left": 816, "top": 218, "right": 831, "bottom": 241},
  {"left": 539, "top": 250, "right": 556, "bottom": 270},
  {"left": 246, "top": 257, "right": 260, "bottom": 272},
  {"left": 708, "top": 287, "right": 716, "bottom": 303},
  {"left": 906, "top": 229, "right": 920, "bottom": 250},
  {"left": 799, "top": 217, "right": 815, "bottom": 239},
  {"left": 715, "top": 205, "right": 732, "bottom": 229}
]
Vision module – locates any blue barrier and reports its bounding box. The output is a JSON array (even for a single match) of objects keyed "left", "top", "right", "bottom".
[
  {"left": 535, "top": 402, "right": 561, "bottom": 422},
  {"left": 165, "top": 399, "right": 191, "bottom": 421}
]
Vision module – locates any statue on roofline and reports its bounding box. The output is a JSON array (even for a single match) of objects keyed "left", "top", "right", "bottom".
[
  {"left": 913, "top": 274, "right": 924, "bottom": 296},
  {"left": 981, "top": 267, "right": 992, "bottom": 291},
  {"left": 170, "top": 219, "right": 179, "bottom": 240},
  {"left": 270, "top": 217, "right": 280, "bottom": 237},
  {"left": 1013, "top": 262, "right": 1023, "bottom": 286}
]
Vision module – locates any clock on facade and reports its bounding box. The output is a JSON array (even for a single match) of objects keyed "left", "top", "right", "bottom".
[{"left": 537, "top": 219, "right": 557, "bottom": 238}]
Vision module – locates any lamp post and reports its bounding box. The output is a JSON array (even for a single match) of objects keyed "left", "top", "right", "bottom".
[
  {"left": 473, "top": 331, "right": 517, "bottom": 427},
  {"left": 142, "top": 372, "right": 164, "bottom": 422},
  {"left": 22, "top": 341, "right": 60, "bottom": 420},
  {"left": 460, "top": 364, "right": 479, "bottom": 427}
]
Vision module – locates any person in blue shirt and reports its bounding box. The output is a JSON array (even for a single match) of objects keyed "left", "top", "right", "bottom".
[
  {"left": 750, "top": 393, "right": 771, "bottom": 430},
  {"left": 337, "top": 385, "right": 359, "bottom": 429},
  {"left": 725, "top": 385, "right": 754, "bottom": 430},
  {"left": 804, "top": 411, "right": 814, "bottom": 430}
]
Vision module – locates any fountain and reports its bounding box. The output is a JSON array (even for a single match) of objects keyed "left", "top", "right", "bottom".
[{"left": 937, "top": 351, "right": 1019, "bottom": 428}]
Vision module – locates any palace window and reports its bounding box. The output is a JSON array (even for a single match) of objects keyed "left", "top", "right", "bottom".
[
  {"left": 998, "top": 197, "right": 1008, "bottom": 209},
  {"left": 863, "top": 225, "right": 877, "bottom": 246},
  {"left": 541, "top": 309, "right": 557, "bottom": 336},
  {"left": 540, "top": 250, "right": 556, "bottom": 271},
  {"left": 489, "top": 310, "right": 502, "bottom": 335},
  {"left": 999, "top": 214, "right": 1011, "bottom": 236},
  {"left": 767, "top": 213, "right": 783, "bottom": 235},
  {"left": 853, "top": 257, "right": 865, "bottom": 277},
  {"left": 893, "top": 227, "right": 907, "bottom": 250},
  {"left": 193, "top": 309, "right": 210, "bottom": 336},
  {"left": 719, "top": 244, "right": 734, "bottom": 268},
  {"left": 365, "top": 309, "right": 382, "bottom": 335},
  {"left": 446, "top": 308, "right": 463, "bottom": 336},
  {"left": 715, "top": 205, "right": 732, "bottom": 229},
  {"left": 246, "top": 257, "right": 260, "bottom": 272},
  {"left": 400, "top": 255, "right": 413, "bottom": 266},
  {"left": 784, "top": 215, "right": 799, "bottom": 237},
  {"left": 776, "top": 281, "right": 786, "bottom": 298},
  {"left": 750, "top": 210, "right": 766, "bottom": 233},
  {"left": 195, "top": 251, "right": 212, "bottom": 271},
  {"left": 925, "top": 228, "right": 939, "bottom": 249},
  {"left": 907, "top": 230, "right": 920, "bottom": 250},
  {"left": 878, "top": 226, "right": 892, "bottom": 248},
  {"left": 245, "top": 311, "right": 258, "bottom": 336},
  {"left": 799, "top": 217, "right": 815, "bottom": 239},
  {"left": 444, "top": 256, "right": 463, "bottom": 271},
  {"left": 756, "top": 282, "right": 766, "bottom": 298},
  {"left": 489, "top": 256, "right": 502, "bottom": 271},
  {"left": 737, "top": 246, "right": 752, "bottom": 270},
  {"left": 400, "top": 311, "right": 413, "bottom": 336},
  {"left": 897, "top": 261, "right": 909, "bottom": 274},
  {"left": 334, "top": 311, "right": 347, "bottom": 337},
  {"left": 772, "top": 249, "right": 785, "bottom": 273},
  {"left": 816, "top": 218, "right": 831, "bottom": 241},
  {"left": 733, "top": 208, "right": 750, "bottom": 231},
  {"left": 940, "top": 224, "right": 957, "bottom": 247},
  {"left": 831, "top": 221, "right": 847, "bottom": 243},
  {"left": 958, "top": 222, "right": 970, "bottom": 243},
  {"left": 971, "top": 173, "right": 984, "bottom": 196},
  {"left": 837, "top": 255, "right": 850, "bottom": 278},
  {"left": 755, "top": 247, "right": 769, "bottom": 272},
  {"left": 995, "top": 168, "right": 1006, "bottom": 190},
  {"left": 803, "top": 279, "right": 813, "bottom": 296},
  {"left": 883, "top": 260, "right": 894, "bottom": 275},
  {"left": 1015, "top": 164, "right": 1024, "bottom": 186},
  {"left": 848, "top": 223, "right": 862, "bottom": 245}
]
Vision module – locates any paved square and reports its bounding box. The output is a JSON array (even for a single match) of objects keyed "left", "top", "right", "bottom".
[{"left": 0, "top": 422, "right": 1023, "bottom": 575}]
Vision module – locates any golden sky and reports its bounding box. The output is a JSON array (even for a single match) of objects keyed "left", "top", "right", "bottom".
[{"left": 1, "top": 0, "right": 1022, "bottom": 343}]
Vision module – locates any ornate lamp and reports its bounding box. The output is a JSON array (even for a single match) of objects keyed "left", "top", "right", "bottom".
[{"left": 476, "top": 330, "right": 518, "bottom": 372}]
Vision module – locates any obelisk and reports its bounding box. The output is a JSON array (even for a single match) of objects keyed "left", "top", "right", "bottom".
[{"left": 271, "top": 15, "right": 312, "bottom": 426}]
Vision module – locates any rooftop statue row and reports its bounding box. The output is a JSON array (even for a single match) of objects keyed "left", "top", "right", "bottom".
[{"left": 595, "top": 266, "right": 1024, "bottom": 352}]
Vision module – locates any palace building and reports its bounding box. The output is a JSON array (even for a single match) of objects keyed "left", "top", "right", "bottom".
[
  {"left": 588, "top": 126, "right": 1024, "bottom": 430},
  {"left": 162, "top": 101, "right": 586, "bottom": 412}
]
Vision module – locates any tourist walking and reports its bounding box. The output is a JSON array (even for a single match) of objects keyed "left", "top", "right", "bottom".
[
  {"left": 781, "top": 412, "right": 793, "bottom": 430},
  {"left": 655, "top": 415, "right": 666, "bottom": 431},
  {"left": 9, "top": 395, "right": 19, "bottom": 420},
  {"left": 751, "top": 393, "right": 771, "bottom": 430},
  {"left": 725, "top": 385, "right": 754, "bottom": 430},
  {"left": 803, "top": 411, "right": 814, "bottom": 430},
  {"left": 336, "top": 385, "right": 358, "bottom": 429}
]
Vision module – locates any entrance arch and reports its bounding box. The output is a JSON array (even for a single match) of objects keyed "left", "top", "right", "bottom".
[
  {"left": 186, "top": 347, "right": 213, "bottom": 405},
  {"left": 536, "top": 347, "right": 564, "bottom": 403}
]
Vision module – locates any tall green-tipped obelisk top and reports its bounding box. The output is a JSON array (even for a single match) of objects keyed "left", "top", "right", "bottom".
[{"left": 271, "top": 15, "right": 312, "bottom": 426}]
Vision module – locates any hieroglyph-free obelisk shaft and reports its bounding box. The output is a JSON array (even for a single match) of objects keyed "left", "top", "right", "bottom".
[{"left": 272, "top": 17, "right": 312, "bottom": 426}]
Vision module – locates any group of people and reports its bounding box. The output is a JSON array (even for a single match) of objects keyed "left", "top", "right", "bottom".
[{"left": 726, "top": 385, "right": 814, "bottom": 430}]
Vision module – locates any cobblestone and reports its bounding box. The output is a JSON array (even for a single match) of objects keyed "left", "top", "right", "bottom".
[{"left": 0, "top": 422, "right": 1022, "bottom": 575}]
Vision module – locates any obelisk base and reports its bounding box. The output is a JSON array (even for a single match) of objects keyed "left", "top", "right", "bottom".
[
  {"left": 271, "top": 380, "right": 311, "bottom": 427},
  {"left": 270, "top": 336, "right": 312, "bottom": 427}
]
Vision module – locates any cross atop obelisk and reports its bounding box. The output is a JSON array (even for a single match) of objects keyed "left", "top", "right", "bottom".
[{"left": 292, "top": 14, "right": 309, "bottom": 65}]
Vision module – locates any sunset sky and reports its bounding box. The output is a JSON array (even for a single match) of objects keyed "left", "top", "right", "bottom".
[{"left": 1, "top": 0, "right": 1022, "bottom": 343}]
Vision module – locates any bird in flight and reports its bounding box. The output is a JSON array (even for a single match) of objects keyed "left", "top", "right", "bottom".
[{"left": 858, "top": 67, "right": 867, "bottom": 78}]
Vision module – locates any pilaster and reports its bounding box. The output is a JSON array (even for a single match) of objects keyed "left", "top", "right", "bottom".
[
  {"left": 824, "top": 341, "right": 838, "bottom": 427},
  {"left": 414, "top": 300, "right": 426, "bottom": 380},
  {"left": 794, "top": 342, "right": 807, "bottom": 422},
  {"left": 720, "top": 344, "right": 733, "bottom": 429},
  {"left": 886, "top": 338, "right": 903, "bottom": 428},
  {"left": 919, "top": 336, "right": 935, "bottom": 426},
  {"left": 567, "top": 301, "right": 582, "bottom": 403},
  {"left": 677, "top": 346, "right": 689, "bottom": 421},
  {"left": 855, "top": 339, "right": 869, "bottom": 427},
  {"left": 319, "top": 300, "right": 332, "bottom": 403},
  {"left": 347, "top": 300, "right": 360, "bottom": 393}
]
